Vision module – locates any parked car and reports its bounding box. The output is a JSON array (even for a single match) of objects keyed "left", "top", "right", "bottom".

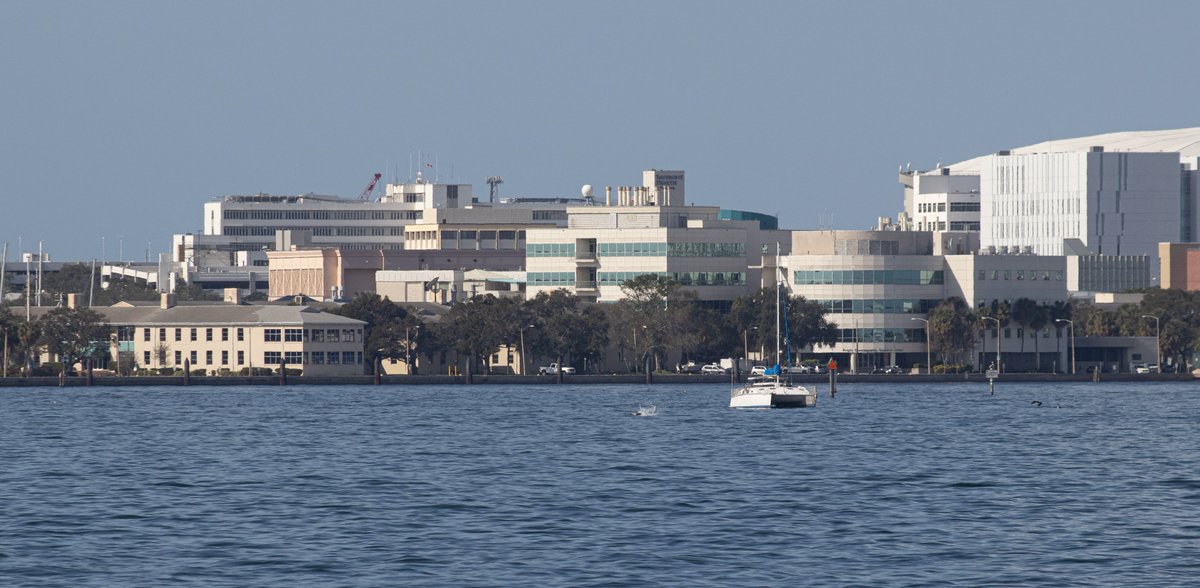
[
  {"left": 700, "top": 364, "right": 728, "bottom": 375},
  {"left": 538, "top": 363, "right": 576, "bottom": 375},
  {"left": 750, "top": 365, "right": 767, "bottom": 376},
  {"left": 676, "top": 361, "right": 703, "bottom": 374},
  {"left": 1134, "top": 363, "right": 1150, "bottom": 374},
  {"left": 883, "top": 365, "right": 905, "bottom": 375}
]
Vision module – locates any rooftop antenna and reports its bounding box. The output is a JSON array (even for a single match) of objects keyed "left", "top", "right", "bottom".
[{"left": 486, "top": 176, "right": 504, "bottom": 203}]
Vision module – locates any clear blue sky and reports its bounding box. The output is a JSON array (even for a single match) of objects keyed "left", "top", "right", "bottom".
[{"left": 3, "top": 0, "right": 1198, "bottom": 261}]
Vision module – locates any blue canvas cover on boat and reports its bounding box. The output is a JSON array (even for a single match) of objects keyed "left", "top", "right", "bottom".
[{"left": 764, "top": 364, "right": 781, "bottom": 376}]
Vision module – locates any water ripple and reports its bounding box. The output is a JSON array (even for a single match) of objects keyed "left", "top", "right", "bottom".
[{"left": 1, "top": 382, "right": 1198, "bottom": 586}]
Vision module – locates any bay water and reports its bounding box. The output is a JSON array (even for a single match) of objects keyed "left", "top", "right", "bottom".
[{"left": 1, "top": 381, "right": 1198, "bottom": 586}]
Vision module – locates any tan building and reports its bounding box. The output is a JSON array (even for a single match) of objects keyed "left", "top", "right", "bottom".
[
  {"left": 99, "top": 292, "right": 367, "bottom": 376},
  {"left": 268, "top": 243, "right": 525, "bottom": 301},
  {"left": 1160, "top": 242, "right": 1200, "bottom": 290}
]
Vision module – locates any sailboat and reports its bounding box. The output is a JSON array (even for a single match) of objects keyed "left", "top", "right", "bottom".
[{"left": 729, "top": 246, "right": 817, "bottom": 409}]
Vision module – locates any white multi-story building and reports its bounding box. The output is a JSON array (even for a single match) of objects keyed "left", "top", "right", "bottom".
[
  {"left": 523, "top": 170, "right": 783, "bottom": 305},
  {"left": 784, "top": 229, "right": 1148, "bottom": 372},
  {"left": 171, "top": 174, "right": 581, "bottom": 292},
  {"left": 899, "top": 168, "right": 981, "bottom": 232},
  {"left": 902, "top": 127, "right": 1200, "bottom": 276}
]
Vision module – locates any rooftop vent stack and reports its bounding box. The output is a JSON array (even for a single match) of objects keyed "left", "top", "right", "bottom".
[
  {"left": 997, "top": 150, "right": 1011, "bottom": 156},
  {"left": 1090, "top": 146, "right": 1105, "bottom": 153},
  {"left": 941, "top": 167, "right": 951, "bottom": 175},
  {"left": 605, "top": 186, "right": 612, "bottom": 206},
  {"left": 160, "top": 292, "right": 176, "bottom": 309},
  {"left": 224, "top": 288, "right": 242, "bottom": 305}
]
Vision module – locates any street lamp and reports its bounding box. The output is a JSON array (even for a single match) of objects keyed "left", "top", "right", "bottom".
[
  {"left": 911, "top": 317, "right": 931, "bottom": 374},
  {"left": 1055, "top": 319, "right": 1075, "bottom": 375},
  {"left": 1141, "top": 314, "right": 1160, "bottom": 372},
  {"left": 981, "top": 316, "right": 1001, "bottom": 373},
  {"left": 518, "top": 323, "right": 534, "bottom": 376}
]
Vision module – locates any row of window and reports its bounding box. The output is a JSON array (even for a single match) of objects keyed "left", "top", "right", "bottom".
[
  {"left": 836, "top": 328, "right": 926, "bottom": 344},
  {"left": 597, "top": 272, "right": 746, "bottom": 286},
  {"left": 143, "top": 327, "right": 361, "bottom": 343},
  {"left": 793, "top": 270, "right": 945, "bottom": 286},
  {"left": 147, "top": 327, "right": 244, "bottom": 342},
  {"left": 976, "top": 269, "right": 1064, "bottom": 281},
  {"left": 527, "top": 243, "right": 576, "bottom": 257},
  {"left": 916, "top": 202, "right": 982, "bottom": 213},
  {"left": 264, "top": 351, "right": 363, "bottom": 365},
  {"left": 834, "top": 240, "right": 901, "bottom": 256},
  {"left": 436, "top": 230, "right": 523, "bottom": 241},
  {"left": 950, "top": 221, "right": 981, "bottom": 231},
  {"left": 527, "top": 272, "right": 576, "bottom": 286},
  {"left": 224, "top": 226, "right": 413, "bottom": 237},
  {"left": 145, "top": 349, "right": 245, "bottom": 366},
  {"left": 528, "top": 271, "right": 748, "bottom": 287},
  {"left": 264, "top": 328, "right": 361, "bottom": 343},
  {"left": 223, "top": 210, "right": 418, "bottom": 221},
  {"left": 530, "top": 242, "right": 747, "bottom": 258},
  {"left": 599, "top": 242, "right": 746, "bottom": 257},
  {"left": 816, "top": 299, "right": 941, "bottom": 314}
]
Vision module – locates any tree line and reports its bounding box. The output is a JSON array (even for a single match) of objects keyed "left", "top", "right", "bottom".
[
  {"left": 927, "top": 289, "right": 1200, "bottom": 370},
  {"left": 335, "top": 275, "right": 840, "bottom": 375}
]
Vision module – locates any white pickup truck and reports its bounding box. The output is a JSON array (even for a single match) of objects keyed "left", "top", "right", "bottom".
[{"left": 538, "top": 363, "right": 576, "bottom": 375}]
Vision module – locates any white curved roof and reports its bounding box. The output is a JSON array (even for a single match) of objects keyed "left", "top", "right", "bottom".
[{"left": 950, "top": 126, "right": 1200, "bottom": 173}]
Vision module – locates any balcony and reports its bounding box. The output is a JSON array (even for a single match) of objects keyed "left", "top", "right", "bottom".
[{"left": 575, "top": 280, "right": 598, "bottom": 291}]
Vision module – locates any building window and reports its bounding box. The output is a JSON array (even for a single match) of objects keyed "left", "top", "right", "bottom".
[
  {"left": 174, "top": 328, "right": 182, "bottom": 342},
  {"left": 190, "top": 328, "right": 197, "bottom": 342},
  {"left": 237, "top": 328, "right": 244, "bottom": 342},
  {"left": 264, "top": 351, "right": 281, "bottom": 365},
  {"left": 221, "top": 328, "right": 229, "bottom": 342},
  {"left": 977, "top": 271, "right": 986, "bottom": 281},
  {"left": 285, "top": 329, "right": 303, "bottom": 342},
  {"left": 206, "top": 328, "right": 213, "bottom": 342},
  {"left": 327, "top": 329, "right": 340, "bottom": 342},
  {"left": 144, "top": 351, "right": 151, "bottom": 364},
  {"left": 159, "top": 328, "right": 167, "bottom": 342},
  {"left": 175, "top": 350, "right": 182, "bottom": 364},
  {"left": 285, "top": 351, "right": 303, "bottom": 365},
  {"left": 204, "top": 351, "right": 212, "bottom": 365},
  {"left": 342, "top": 352, "right": 356, "bottom": 364},
  {"left": 237, "top": 350, "right": 244, "bottom": 365},
  {"left": 327, "top": 351, "right": 340, "bottom": 364},
  {"left": 222, "top": 350, "right": 229, "bottom": 365},
  {"left": 190, "top": 351, "right": 198, "bottom": 364},
  {"left": 311, "top": 329, "right": 324, "bottom": 343},
  {"left": 311, "top": 352, "right": 324, "bottom": 365},
  {"left": 342, "top": 329, "right": 355, "bottom": 342},
  {"left": 265, "top": 329, "right": 281, "bottom": 342}
]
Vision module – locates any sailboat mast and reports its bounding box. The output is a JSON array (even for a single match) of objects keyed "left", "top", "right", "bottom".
[{"left": 774, "top": 242, "right": 781, "bottom": 367}]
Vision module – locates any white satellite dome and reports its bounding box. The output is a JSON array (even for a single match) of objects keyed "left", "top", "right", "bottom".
[{"left": 581, "top": 184, "right": 593, "bottom": 198}]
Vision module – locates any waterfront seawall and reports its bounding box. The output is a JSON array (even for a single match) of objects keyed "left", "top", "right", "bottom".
[{"left": 0, "top": 373, "right": 1194, "bottom": 387}]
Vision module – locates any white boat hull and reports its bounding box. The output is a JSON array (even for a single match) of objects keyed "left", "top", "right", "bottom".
[{"left": 729, "top": 383, "right": 817, "bottom": 409}]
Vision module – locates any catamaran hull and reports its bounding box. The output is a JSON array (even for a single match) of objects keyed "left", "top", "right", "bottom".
[{"left": 729, "top": 390, "right": 817, "bottom": 409}]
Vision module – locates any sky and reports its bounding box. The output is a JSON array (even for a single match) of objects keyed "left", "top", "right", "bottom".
[{"left": 3, "top": 0, "right": 1199, "bottom": 261}]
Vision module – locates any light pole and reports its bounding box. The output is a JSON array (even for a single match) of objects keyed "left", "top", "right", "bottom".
[
  {"left": 1141, "top": 314, "right": 1160, "bottom": 372},
  {"left": 911, "top": 317, "right": 931, "bottom": 374},
  {"left": 742, "top": 326, "right": 758, "bottom": 372},
  {"left": 1055, "top": 319, "right": 1075, "bottom": 375},
  {"left": 519, "top": 323, "right": 533, "bottom": 376},
  {"left": 981, "top": 316, "right": 1001, "bottom": 372}
]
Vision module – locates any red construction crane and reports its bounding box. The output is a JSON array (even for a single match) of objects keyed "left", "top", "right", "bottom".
[{"left": 358, "top": 172, "right": 383, "bottom": 200}]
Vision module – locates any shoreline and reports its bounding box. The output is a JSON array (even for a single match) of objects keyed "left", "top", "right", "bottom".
[{"left": 0, "top": 372, "right": 1194, "bottom": 387}]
